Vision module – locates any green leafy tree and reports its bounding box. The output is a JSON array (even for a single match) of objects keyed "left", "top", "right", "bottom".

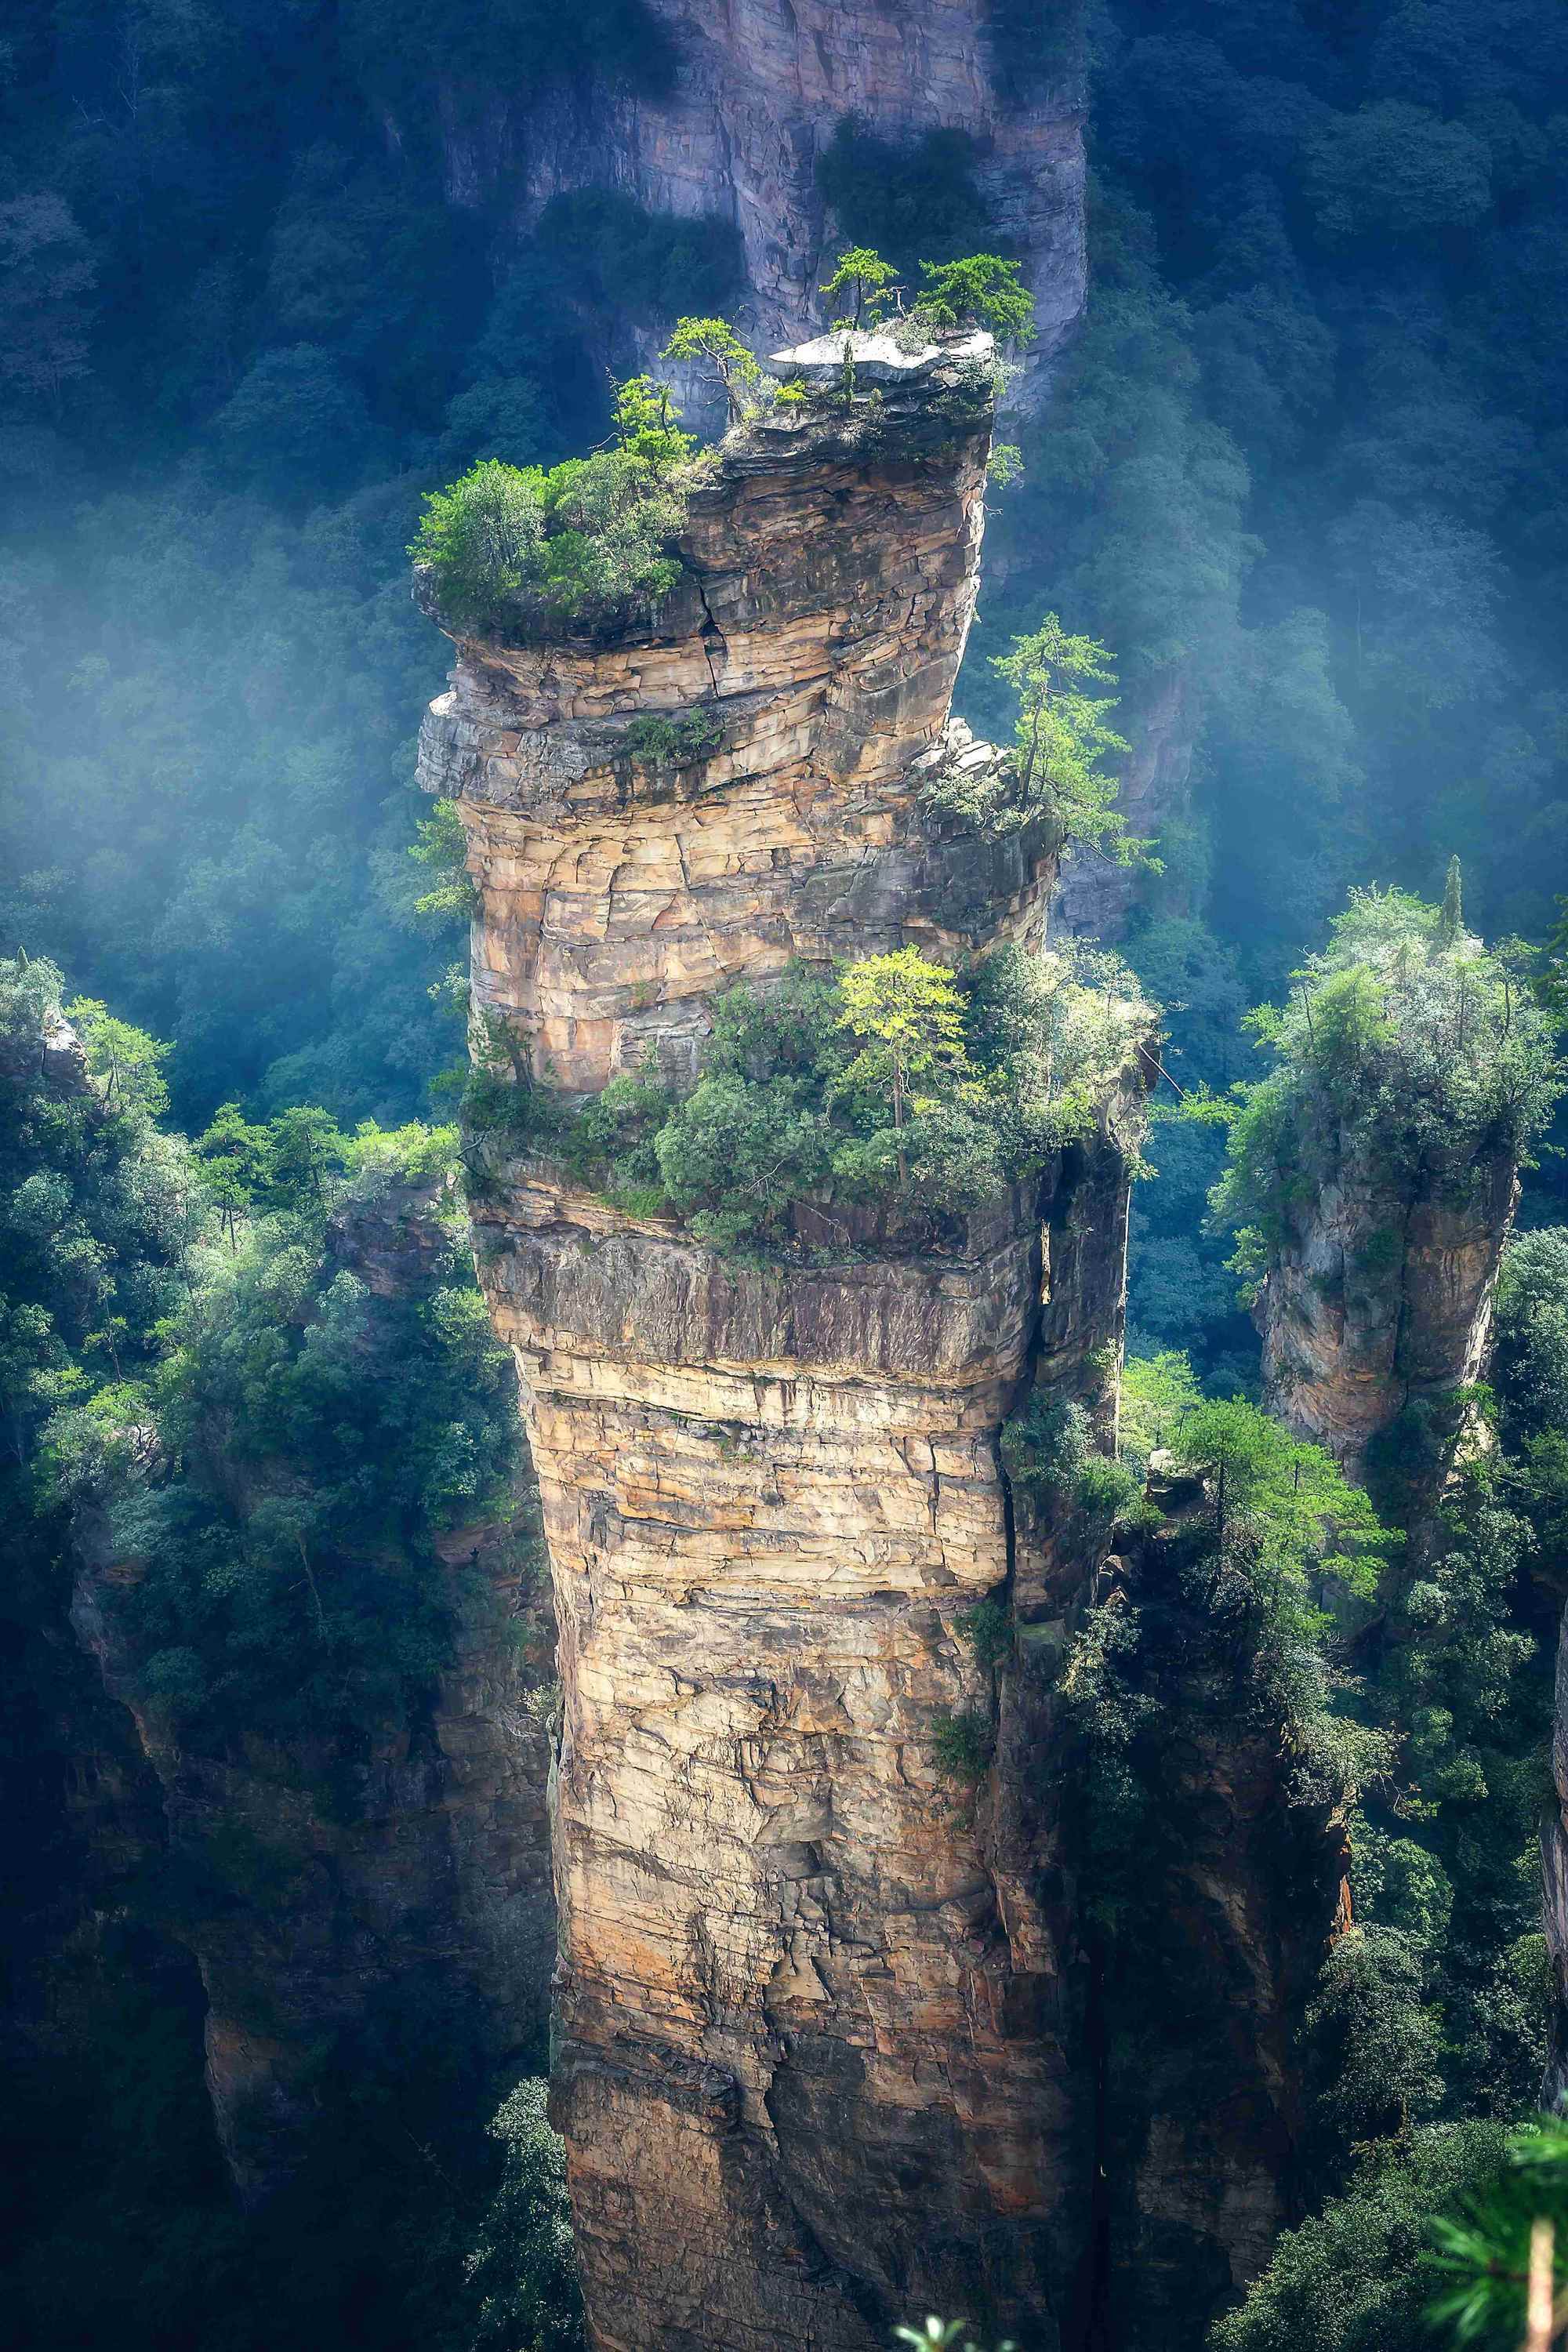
[
  {"left": 653, "top": 1072, "right": 828, "bottom": 1250},
  {"left": 463, "top": 2077, "right": 585, "bottom": 2352},
  {"left": 1213, "top": 887, "right": 1566, "bottom": 1311},
  {"left": 1427, "top": 2116, "right": 1568, "bottom": 2348},
  {"left": 265, "top": 1105, "right": 347, "bottom": 1203},
  {"left": 412, "top": 446, "right": 688, "bottom": 636},
  {"left": 213, "top": 343, "right": 379, "bottom": 501},
  {"left": 1170, "top": 1398, "right": 1388, "bottom": 1585},
  {"left": 914, "top": 253, "right": 1036, "bottom": 347},
  {"left": 546, "top": 946, "right": 1147, "bottom": 1252},
  {"left": 1439, "top": 853, "right": 1465, "bottom": 945},
  {"left": 1119, "top": 1348, "right": 1203, "bottom": 1465},
  {"left": 192, "top": 1100, "right": 274, "bottom": 1242},
  {"left": 927, "top": 615, "right": 1144, "bottom": 862},
  {"left": 1304, "top": 100, "right": 1492, "bottom": 243},
  {"left": 833, "top": 949, "right": 970, "bottom": 1178},
  {"left": 65, "top": 998, "right": 172, "bottom": 1116},
  {"left": 412, "top": 458, "right": 546, "bottom": 630},
  {"left": 661, "top": 314, "right": 760, "bottom": 421},
  {"left": 993, "top": 619, "right": 1140, "bottom": 857},
  {"left": 895, "top": 2322, "right": 1016, "bottom": 2352},
  {"left": 1303, "top": 1925, "right": 1446, "bottom": 2161},
  {"left": 409, "top": 796, "right": 477, "bottom": 925},
  {"left": 1210, "top": 2123, "right": 1512, "bottom": 2352},
  {"left": 821, "top": 245, "right": 900, "bottom": 328},
  {"left": 609, "top": 371, "right": 695, "bottom": 468},
  {"left": 69, "top": 1127, "right": 523, "bottom": 1747}
]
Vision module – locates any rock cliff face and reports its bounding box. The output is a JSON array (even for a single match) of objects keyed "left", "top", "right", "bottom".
[
  {"left": 71, "top": 1178, "right": 558, "bottom": 2203},
  {"left": 1256, "top": 1139, "right": 1518, "bottom": 1489},
  {"left": 424, "top": 338, "right": 1140, "bottom": 2350},
  {"left": 443, "top": 1, "right": 1086, "bottom": 387}
]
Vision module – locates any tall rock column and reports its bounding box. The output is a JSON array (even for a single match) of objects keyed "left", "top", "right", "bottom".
[
  {"left": 421, "top": 337, "right": 1141, "bottom": 2352},
  {"left": 1257, "top": 1143, "right": 1517, "bottom": 1487}
]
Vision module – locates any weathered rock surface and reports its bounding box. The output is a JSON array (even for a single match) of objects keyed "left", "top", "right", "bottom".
[
  {"left": 427, "top": 339, "right": 1123, "bottom": 2350},
  {"left": 441, "top": 2, "right": 1086, "bottom": 390},
  {"left": 423, "top": 321, "right": 1352, "bottom": 2352},
  {"left": 1257, "top": 1142, "right": 1519, "bottom": 1487},
  {"left": 420, "top": 338, "right": 1058, "bottom": 1093},
  {"left": 486, "top": 1171, "right": 1116, "bottom": 2350},
  {"left": 71, "top": 1179, "right": 558, "bottom": 2203}
]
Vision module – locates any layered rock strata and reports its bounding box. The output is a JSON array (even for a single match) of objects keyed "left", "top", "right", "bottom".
[
  {"left": 425, "top": 338, "right": 1137, "bottom": 2350},
  {"left": 71, "top": 1177, "right": 558, "bottom": 2203},
  {"left": 419, "top": 336, "right": 1051, "bottom": 1097},
  {"left": 441, "top": 0, "right": 1086, "bottom": 389}
]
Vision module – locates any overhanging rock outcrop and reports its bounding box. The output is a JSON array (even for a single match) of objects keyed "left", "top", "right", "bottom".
[{"left": 419, "top": 337, "right": 1143, "bottom": 2352}]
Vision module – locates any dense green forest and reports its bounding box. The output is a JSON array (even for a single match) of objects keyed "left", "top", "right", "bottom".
[
  {"left": 0, "top": 956, "right": 579, "bottom": 2350},
  {"left": 3, "top": 0, "right": 1568, "bottom": 2347}
]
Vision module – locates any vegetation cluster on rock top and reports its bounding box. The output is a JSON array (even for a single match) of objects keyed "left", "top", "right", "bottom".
[
  {"left": 412, "top": 263, "right": 1031, "bottom": 643},
  {"left": 1206, "top": 875, "right": 1566, "bottom": 1299},
  {"left": 466, "top": 941, "right": 1149, "bottom": 1254}
]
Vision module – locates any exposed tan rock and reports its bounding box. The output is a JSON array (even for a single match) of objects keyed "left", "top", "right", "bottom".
[
  {"left": 423, "top": 311, "right": 1353, "bottom": 2350},
  {"left": 483, "top": 1172, "right": 1118, "bottom": 2348},
  {"left": 422, "top": 338, "right": 1147, "bottom": 2350}
]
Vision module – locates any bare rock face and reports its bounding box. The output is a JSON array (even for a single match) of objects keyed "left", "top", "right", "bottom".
[
  {"left": 419, "top": 337, "right": 1056, "bottom": 1096},
  {"left": 1257, "top": 1143, "right": 1519, "bottom": 1488},
  {"left": 425, "top": 343, "right": 1137, "bottom": 2350},
  {"left": 71, "top": 1179, "right": 558, "bottom": 2204},
  {"left": 442, "top": 2, "right": 1086, "bottom": 387}
]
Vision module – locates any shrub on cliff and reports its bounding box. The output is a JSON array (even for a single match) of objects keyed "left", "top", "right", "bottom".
[
  {"left": 1210, "top": 880, "right": 1566, "bottom": 1298},
  {"left": 913, "top": 253, "right": 1036, "bottom": 350},
  {"left": 661, "top": 315, "right": 760, "bottom": 422},
  {"left": 0, "top": 960, "right": 201, "bottom": 1486},
  {"left": 1003, "top": 1396, "right": 1145, "bottom": 1535},
  {"left": 410, "top": 373, "right": 697, "bottom": 635},
  {"left": 1209, "top": 2122, "right": 1512, "bottom": 2352},
  {"left": 483, "top": 943, "right": 1149, "bottom": 1251},
  {"left": 920, "top": 615, "right": 1149, "bottom": 865},
  {"left": 463, "top": 2077, "right": 584, "bottom": 2352}
]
